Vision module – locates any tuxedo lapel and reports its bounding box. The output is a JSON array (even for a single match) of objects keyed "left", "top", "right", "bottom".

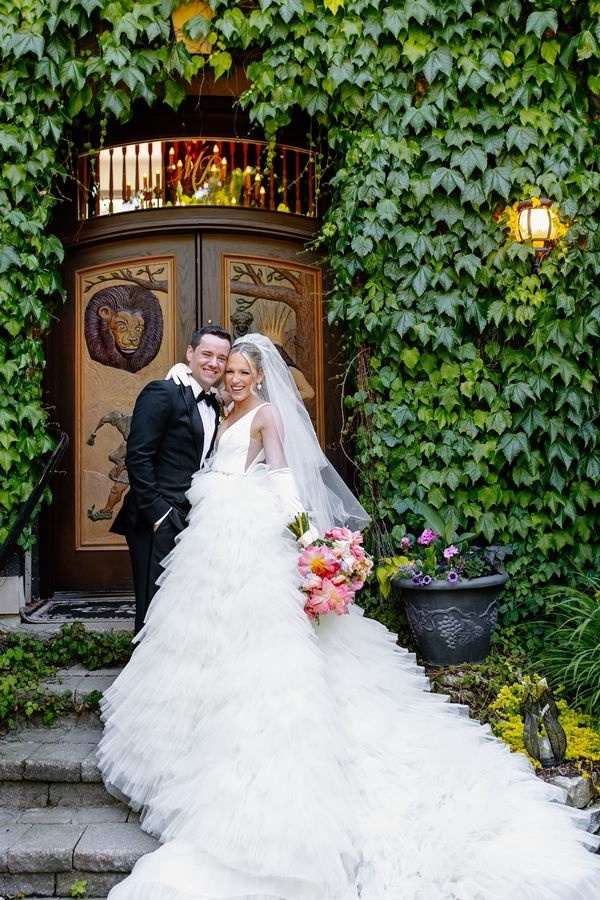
[{"left": 181, "top": 385, "right": 204, "bottom": 467}]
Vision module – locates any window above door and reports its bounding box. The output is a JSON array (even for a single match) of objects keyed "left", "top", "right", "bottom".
[{"left": 77, "top": 137, "right": 318, "bottom": 222}]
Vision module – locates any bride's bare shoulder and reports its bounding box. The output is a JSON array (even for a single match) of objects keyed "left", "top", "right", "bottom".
[{"left": 253, "top": 403, "right": 282, "bottom": 431}]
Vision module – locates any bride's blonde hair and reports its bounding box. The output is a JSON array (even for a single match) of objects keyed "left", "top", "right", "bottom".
[
  {"left": 231, "top": 343, "right": 263, "bottom": 378},
  {"left": 230, "top": 343, "right": 264, "bottom": 391}
]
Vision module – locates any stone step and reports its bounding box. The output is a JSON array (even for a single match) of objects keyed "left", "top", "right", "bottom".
[
  {"left": 0, "top": 867, "right": 117, "bottom": 896},
  {"left": 0, "top": 780, "right": 121, "bottom": 809},
  {"left": 0, "top": 715, "right": 119, "bottom": 809},
  {"left": 0, "top": 814, "right": 158, "bottom": 898},
  {"left": 41, "top": 666, "right": 121, "bottom": 705}
]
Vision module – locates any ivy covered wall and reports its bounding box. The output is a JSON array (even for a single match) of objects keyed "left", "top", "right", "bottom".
[
  {"left": 206, "top": 0, "right": 600, "bottom": 620},
  {"left": 0, "top": 0, "right": 203, "bottom": 547},
  {"left": 1, "top": 0, "right": 599, "bottom": 623}
]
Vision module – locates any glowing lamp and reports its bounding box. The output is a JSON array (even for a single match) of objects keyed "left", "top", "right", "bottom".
[{"left": 517, "top": 199, "right": 554, "bottom": 245}]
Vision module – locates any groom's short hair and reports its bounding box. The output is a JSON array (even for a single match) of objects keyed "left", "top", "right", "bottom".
[{"left": 189, "top": 325, "right": 232, "bottom": 348}]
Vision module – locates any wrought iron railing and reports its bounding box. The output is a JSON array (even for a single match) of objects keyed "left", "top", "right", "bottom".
[
  {"left": 77, "top": 137, "right": 318, "bottom": 220},
  {"left": 0, "top": 432, "right": 69, "bottom": 571}
]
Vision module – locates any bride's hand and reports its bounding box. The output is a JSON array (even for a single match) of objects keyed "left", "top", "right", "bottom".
[
  {"left": 298, "top": 524, "right": 319, "bottom": 548},
  {"left": 165, "top": 362, "right": 192, "bottom": 387}
]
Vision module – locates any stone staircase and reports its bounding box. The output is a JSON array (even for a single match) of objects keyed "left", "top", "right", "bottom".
[{"left": 0, "top": 701, "right": 158, "bottom": 898}]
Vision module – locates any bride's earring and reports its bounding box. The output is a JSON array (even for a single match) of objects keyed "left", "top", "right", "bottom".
[{"left": 257, "top": 382, "right": 263, "bottom": 392}]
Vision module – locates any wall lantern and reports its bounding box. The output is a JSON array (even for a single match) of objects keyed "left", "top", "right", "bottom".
[{"left": 504, "top": 196, "right": 569, "bottom": 273}]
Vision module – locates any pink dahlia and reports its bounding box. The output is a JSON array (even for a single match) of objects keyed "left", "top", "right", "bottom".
[
  {"left": 318, "top": 577, "right": 354, "bottom": 615},
  {"left": 298, "top": 545, "right": 340, "bottom": 579},
  {"left": 325, "top": 527, "right": 364, "bottom": 546},
  {"left": 304, "top": 591, "right": 332, "bottom": 620}
]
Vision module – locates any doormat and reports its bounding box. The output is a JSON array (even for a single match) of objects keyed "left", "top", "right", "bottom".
[{"left": 25, "top": 593, "right": 135, "bottom": 622}]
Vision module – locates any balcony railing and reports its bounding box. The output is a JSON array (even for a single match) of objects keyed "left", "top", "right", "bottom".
[{"left": 77, "top": 137, "right": 318, "bottom": 221}]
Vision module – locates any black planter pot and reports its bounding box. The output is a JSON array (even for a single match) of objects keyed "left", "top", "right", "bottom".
[{"left": 391, "top": 572, "right": 509, "bottom": 666}]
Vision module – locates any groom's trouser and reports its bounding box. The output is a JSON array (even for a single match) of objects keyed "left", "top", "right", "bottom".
[{"left": 126, "top": 509, "right": 185, "bottom": 634}]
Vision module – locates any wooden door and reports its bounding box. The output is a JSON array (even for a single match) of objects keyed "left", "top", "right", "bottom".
[
  {"left": 45, "top": 234, "right": 197, "bottom": 593},
  {"left": 201, "top": 233, "right": 326, "bottom": 442},
  {"left": 44, "top": 228, "right": 327, "bottom": 596}
]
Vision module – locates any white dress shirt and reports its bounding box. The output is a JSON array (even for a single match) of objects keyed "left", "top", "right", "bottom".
[
  {"left": 154, "top": 381, "right": 219, "bottom": 529},
  {"left": 190, "top": 379, "right": 218, "bottom": 469}
]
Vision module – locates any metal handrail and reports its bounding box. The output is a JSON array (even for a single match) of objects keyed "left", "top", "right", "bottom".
[{"left": 0, "top": 431, "right": 69, "bottom": 571}]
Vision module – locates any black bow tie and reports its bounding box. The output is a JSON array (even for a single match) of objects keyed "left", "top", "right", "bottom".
[{"left": 197, "top": 389, "right": 215, "bottom": 406}]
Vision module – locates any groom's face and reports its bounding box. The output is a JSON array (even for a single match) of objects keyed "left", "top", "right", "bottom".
[{"left": 186, "top": 334, "right": 230, "bottom": 390}]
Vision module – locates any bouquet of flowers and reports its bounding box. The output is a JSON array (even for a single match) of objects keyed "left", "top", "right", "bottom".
[{"left": 289, "top": 517, "right": 373, "bottom": 622}]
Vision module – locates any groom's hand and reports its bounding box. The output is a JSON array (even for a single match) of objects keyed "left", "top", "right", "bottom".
[{"left": 153, "top": 508, "right": 172, "bottom": 532}]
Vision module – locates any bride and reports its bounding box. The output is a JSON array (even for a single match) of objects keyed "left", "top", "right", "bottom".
[{"left": 98, "top": 333, "right": 599, "bottom": 899}]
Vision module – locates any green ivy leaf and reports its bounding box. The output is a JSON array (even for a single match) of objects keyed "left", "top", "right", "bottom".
[
  {"left": 164, "top": 78, "right": 186, "bottom": 109},
  {"left": 455, "top": 253, "right": 481, "bottom": 278},
  {"left": 450, "top": 146, "right": 487, "bottom": 178},
  {"left": 351, "top": 234, "right": 373, "bottom": 257},
  {"left": 525, "top": 10, "right": 558, "bottom": 39},
  {"left": 423, "top": 47, "right": 452, "bottom": 83},
  {"left": 497, "top": 432, "right": 528, "bottom": 463},
  {"left": 540, "top": 40, "right": 560, "bottom": 65},
  {"left": 8, "top": 31, "right": 45, "bottom": 60},
  {"left": 394, "top": 310, "right": 416, "bottom": 336},
  {"left": 412, "top": 267, "right": 430, "bottom": 297},
  {"left": 482, "top": 166, "right": 512, "bottom": 199},
  {"left": 400, "top": 347, "right": 420, "bottom": 370},
  {"left": 548, "top": 441, "right": 574, "bottom": 470},
  {"left": 60, "top": 59, "right": 86, "bottom": 91},
  {"left": 103, "top": 90, "right": 129, "bottom": 119},
  {"left": 184, "top": 14, "right": 211, "bottom": 40},
  {"left": 0, "top": 245, "right": 20, "bottom": 273},
  {"left": 505, "top": 125, "right": 538, "bottom": 153},
  {"left": 383, "top": 8, "right": 407, "bottom": 37},
  {"left": 431, "top": 167, "right": 465, "bottom": 194},
  {"left": 375, "top": 198, "right": 398, "bottom": 223},
  {"left": 431, "top": 198, "right": 463, "bottom": 226},
  {"left": 210, "top": 50, "right": 233, "bottom": 80}
]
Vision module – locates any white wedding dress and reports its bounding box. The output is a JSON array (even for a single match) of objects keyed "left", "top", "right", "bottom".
[{"left": 98, "top": 404, "right": 599, "bottom": 900}]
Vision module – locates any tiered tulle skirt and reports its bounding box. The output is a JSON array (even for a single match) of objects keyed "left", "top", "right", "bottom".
[{"left": 98, "top": 469, "right": 600, "bottom": 899}]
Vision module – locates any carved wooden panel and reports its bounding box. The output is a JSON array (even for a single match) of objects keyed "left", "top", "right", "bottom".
[
  {"left": 75, "top": 257, "right": 176, "bottom": 549},
  {"left": 222, "top": 255, "right": 324, "bottom": 439}
]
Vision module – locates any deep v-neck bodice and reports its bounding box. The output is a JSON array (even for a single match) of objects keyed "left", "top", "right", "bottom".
[{"left": 212, "top": 402, "right": 269, "bottom": 474}]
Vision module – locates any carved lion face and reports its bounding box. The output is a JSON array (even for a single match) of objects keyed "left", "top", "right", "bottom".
[{"left": 99, "top": 307, "right": 145, "bottom": 355}]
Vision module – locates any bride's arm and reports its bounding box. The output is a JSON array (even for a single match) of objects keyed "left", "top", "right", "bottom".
[{"left": 256, "top": 405, "right": 319, "bottom": 544}]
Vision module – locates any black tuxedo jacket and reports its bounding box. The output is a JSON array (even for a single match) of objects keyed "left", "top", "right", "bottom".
[{"left": 111, "top": 379, "right": 219, "bottom": 535}]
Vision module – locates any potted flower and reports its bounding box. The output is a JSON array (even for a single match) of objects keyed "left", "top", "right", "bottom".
[{"left": 377, "top": 508, "right": 509, "bottom": 666}]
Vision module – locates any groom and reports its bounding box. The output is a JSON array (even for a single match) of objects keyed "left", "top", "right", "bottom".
[{"left": 112, "top": 325, "right": 232, "bottom": 633}]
